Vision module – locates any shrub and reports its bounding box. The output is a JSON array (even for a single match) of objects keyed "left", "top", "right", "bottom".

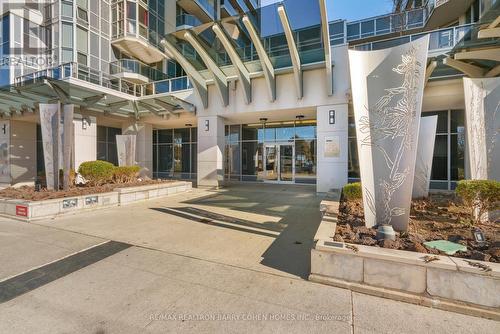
[
  {"left": 456, "top": 180, "right": 500, "bottom": 224},
  {"left": 343, "top": 182, "right": 362, "bottom": 201},
  {"left": 113, "top": 166, "right": 140, "bottom": 183},
  {"left": 78, "top": 161, "right": 115, "bottom": 186}
]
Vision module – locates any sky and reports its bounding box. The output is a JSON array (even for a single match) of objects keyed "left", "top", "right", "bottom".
[{"left": 260, "top": 0, "right": 394, "bottom": 22}]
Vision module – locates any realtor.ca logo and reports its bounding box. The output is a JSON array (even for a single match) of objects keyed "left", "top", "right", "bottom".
[{"left": 1, "top": 1, "right": 57, "bottom": 68}]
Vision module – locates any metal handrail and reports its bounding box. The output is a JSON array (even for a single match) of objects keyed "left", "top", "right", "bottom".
[
  {"left": 351, "top": 23, "right": 474, "bottom": 53},
  {"left": 14, "top": 62, "right": 192, "bottom": 97}
]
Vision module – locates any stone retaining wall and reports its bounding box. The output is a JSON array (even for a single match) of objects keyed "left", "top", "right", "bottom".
[
  {"left": 310, "top": 190, "right": 500, "bottom": 320},
  {"left": 0, "top": 181, "right": 192, "bottom": 222}
]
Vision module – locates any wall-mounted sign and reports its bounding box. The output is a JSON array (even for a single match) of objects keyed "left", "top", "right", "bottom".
[
  {"left": 62, "top": 198, "right": 78, "bottom": 209},
  {"left": 16, "top": 205, "right": 28, "bottom": 217},
  {"left": 324, "top": 136, "right": 340, "bottom": 158},
  {"left": 85, "top": 196, "right": 98, "bottom": 206},
  {"left": 329, "top": 110, "right": 336, "bottom": 125}
]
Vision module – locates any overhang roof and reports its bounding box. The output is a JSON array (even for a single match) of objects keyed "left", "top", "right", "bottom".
[{"left": 0, "top": 67, "right": 196, "bottom": 119}]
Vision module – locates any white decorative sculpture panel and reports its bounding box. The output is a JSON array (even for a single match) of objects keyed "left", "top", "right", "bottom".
[
  {"left": 0, "top": 120, "right": 10, "bottom": 184},
  {"left": 463, "top": 77, "right": 500, "bottom": 181},
  {"left": 39, "top": 103, "right": 60, "bottom": 190},
  {"left": 413, "top": 115, "right": 438, "bottom": 199},
  {"left": 116, "top": 135, "right": 136, "bottom": 167},
  {"left": 348, "top": 36, "right": 429, "bottom": 231},
  {"left": 62, "top": 105, "right": 74, "bottom": 190}
]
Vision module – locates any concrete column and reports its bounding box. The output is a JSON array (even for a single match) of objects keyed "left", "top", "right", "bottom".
[
  {"left": 73, "top": 114, "right": 97, "bottom": 171},
  {"left": 9, "top": 120, "right": 37, "bottom": 185},
  {"left": 316, "top": 104, "right": 348, "bottom": 192},
  {"left": 197, "top": 115, "right": 225, "bottom": 188},
  {"left": 122, "top": 122, "right": 153, "bottom": 177}
]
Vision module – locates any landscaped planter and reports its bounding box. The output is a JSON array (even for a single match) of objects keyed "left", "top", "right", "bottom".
[
  {"left": 310, "top": 190, "right": 500, "bottom": 320},
  {"left": 116, "top": 181, "right": 191, "bottom": 205},
  {"left": 0, "top": 181, "right": 192, "bottom": 221}
]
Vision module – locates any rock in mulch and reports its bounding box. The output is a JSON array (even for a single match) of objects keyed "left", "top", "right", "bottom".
[
  {"left": 378, "top": 239, "right": 402, "bottom": 249},
  {"left": 361, "top": 237, "right": 378, "bottom": 246},
  {"left": 409, "top": 242, "right": 428, "bottom": 254},
  {"left": 471, "top": 250, "right": 492, "bottom": 262}
]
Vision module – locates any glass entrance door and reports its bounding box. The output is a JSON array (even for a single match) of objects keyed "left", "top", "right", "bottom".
[{"left": 264, "top": 143, "right": 294, "bottom": 183}]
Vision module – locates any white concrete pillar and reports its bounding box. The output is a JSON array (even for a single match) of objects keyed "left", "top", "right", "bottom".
[
  {"left": 73, "top": 114, "right": 97, "bottom": 171},
  {"left": 316, "top": 104, "right": 349, "bottom": 192},
  {"left": 122, "top": 122, "right": 153, "bottom": 177},
  {"left": 197, "top": 115, "right": 225, "bottom": 188}
]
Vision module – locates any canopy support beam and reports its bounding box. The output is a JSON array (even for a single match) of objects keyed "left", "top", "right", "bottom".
[
  {"left": 278, "top": 5, "right": 303, "bottom": 99},
  {"left": 242, "top": 15, "right": 276, "bottom": 102},
  {"left": 213, "top": 23, "right": 252, "bottom": 104},
  {"left": 184, "top": 31, "right": 229, "bottom": 107}
]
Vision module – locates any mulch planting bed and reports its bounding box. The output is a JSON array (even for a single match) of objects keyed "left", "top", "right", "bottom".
[
  {"left": 0, "top": 180, "right": 176, "bottom": 201},
  {"left": 336, "top": 193, "right": 500, "bottom": 262}
]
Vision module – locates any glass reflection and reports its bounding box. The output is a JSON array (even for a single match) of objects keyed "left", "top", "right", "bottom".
[{"left": 225, "top": 120, "right": 317, "bottom": 184}]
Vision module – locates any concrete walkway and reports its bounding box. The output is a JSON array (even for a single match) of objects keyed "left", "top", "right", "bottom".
[
  {"left": 34, "top": 183, "right": 323, "bottom": 279},
  {"left": 0, "top": 184, "right": 498, "bottom": 333}
]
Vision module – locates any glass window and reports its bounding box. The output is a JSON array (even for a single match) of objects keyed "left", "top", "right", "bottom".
[
  {"left": 450, "top": 132, "right": 465, "bottom": 181},
  {"left": 96, "top": 126, "right": 121, "bottom": 165},
  {"left": 242, "top": 124, "right": 262, "bottom": 141},
  {"left": 348, "top": 137, "right": 360, "bottom": 179},
  {"left": 174, "top": 128, "right": 190, "bottom": 143},
  {"left": 264, "top": 127, "right": 276, "bottom": 142},
  {"left": 158, "top": 144, "right": 173, "bottom": 177},
  {"left": 295, "top": 123, "right": 316, "bottom": 139},
  {"left": 450, "top": 110, "right": 464, "bottom": 133},
  {"left": 276, "top": 124, "right": 295, "bottom": 141},
  {"left": 242, "top": 142, "right": 260, "bottom": 176},
  {"left": 62, "top": 22, "right": 73, "bottom": 48},
  {"left": 431, "top": 135, "right": 448, "bottom": 181},
  {"left": 158, "top": 129, "right": 172, "bottom": 143},
  {"left": 361, "top": 20, "right": 375, "bottom": 38},
  {"left": 295, "top": 140, "right": 316, "bottom": 184}
]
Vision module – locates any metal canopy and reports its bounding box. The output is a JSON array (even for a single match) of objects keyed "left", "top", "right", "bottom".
[
  {"left": 162, "top": 0, "right": 328, "bottom": 106},
  {"left": 446, "top": 2, "right": 500, "bottom": 77},
  {"left": 1, "top": 73, "right": 195, "bottom": 119}
]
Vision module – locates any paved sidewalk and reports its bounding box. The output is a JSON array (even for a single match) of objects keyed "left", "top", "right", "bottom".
[
  {"left": 33, "top": 183, "right": 323, "bottom": 278},
  {"left": 0, "top": 184, "right": 498, "bottom": 333}
]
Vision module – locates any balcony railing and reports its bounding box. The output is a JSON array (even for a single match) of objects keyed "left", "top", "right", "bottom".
[
  {"left": 346, "top": 7, "right": 426, "bottom": 41},
  {"left": 110, "top": 59, "right": 169, "bottom": 82},
  {"left": 140, "top": 76, "right": 193, "bottom": 96},
  {"left": 14, "top": 63, "right": 193, "bottom": 98},
  {"left": 176, "top": 14, "right": 202, "bottom": 28},
  {"left": 352, "top": 24, "right": 474, "bottom": 55}
]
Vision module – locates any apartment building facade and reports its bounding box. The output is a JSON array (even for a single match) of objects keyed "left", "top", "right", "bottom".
[{"left": 0, "top": 0, "right": 498, "bottom": 192}]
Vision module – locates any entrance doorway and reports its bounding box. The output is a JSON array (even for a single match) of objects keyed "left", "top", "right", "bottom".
[{"left": 263, "top": 143, "right": 294, "bottom": 183}]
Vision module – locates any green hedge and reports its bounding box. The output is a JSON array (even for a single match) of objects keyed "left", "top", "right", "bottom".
[
  {"left": 113, "top": 166, "right": 140, "bottom": 183},
  {"left": 78, "top": 161, "right": 116, "bottom": 186},
  {"left": 456, "top": 180, "right": 500, "bottom": 224},
  {"left": 343, "top": 182, "right": 362, "bottom": 201}
]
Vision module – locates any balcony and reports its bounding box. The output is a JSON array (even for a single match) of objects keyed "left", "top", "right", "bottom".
[
  {"left": 424, "top": 0, "right": 476, "bottom": 30},
  {"left": 177, "top": 0, "right": 215, "bottom": 23},
  {"left": 176, "top": 14, "right": 202, "bottom": 30},
  {"left": 110, "top": 60, "right": 169, "bottom": 84},
  {"left": 14, "top": 62, "right": 193, "bottom": 98},
  {"left": 345, "top": 7, "right": 426, "bottom": 43},
  {"left": 111, "top": 1, "right": 167, "bottom": 64},
  {"left": 352, "top": 24, "right": 474, "bottom": 58}
]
